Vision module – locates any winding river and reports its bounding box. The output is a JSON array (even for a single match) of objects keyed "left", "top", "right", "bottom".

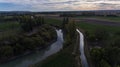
[
  {"left": 0, "top": 29, "right": 63, "bottom": 67},
  {"left": 76, "top": 29, "right": 89, "bottom": 67}
]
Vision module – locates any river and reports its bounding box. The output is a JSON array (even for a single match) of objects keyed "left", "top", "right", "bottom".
[
  {"left": 0, "top": 29, "right": 63, "bottom": 67},
  {"left": 76, "top": 29, "right": 89, "bottom": 67}
]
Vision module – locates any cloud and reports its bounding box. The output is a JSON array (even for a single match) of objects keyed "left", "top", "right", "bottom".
[{"left": 0, "top": 0, "right": 120, "bottom": 11}]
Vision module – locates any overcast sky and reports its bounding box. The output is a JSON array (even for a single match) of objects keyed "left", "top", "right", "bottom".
[{"left": 0, "top": 0, "right": 120, "bottom": 11}]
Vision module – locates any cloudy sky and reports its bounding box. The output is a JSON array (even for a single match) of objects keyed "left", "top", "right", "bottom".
[{"left": 0, "top": 0, "right": 120, "bottom": 11}]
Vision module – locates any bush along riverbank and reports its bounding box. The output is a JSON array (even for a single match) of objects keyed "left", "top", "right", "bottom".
[
  {"left": 30, "top": 18, "right": 81, "bottom": 67},
  {"left": 0, "top": 16, "right": 57, "bottom": 63}
]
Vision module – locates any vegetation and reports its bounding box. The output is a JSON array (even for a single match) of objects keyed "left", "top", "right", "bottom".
[{"left": 0, "top": 14, "right": 120, "bottom": 67}]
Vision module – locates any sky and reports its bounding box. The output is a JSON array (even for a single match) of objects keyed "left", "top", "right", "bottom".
[{"left": 0, "top": 0, "right": 120, "bottom": 11}]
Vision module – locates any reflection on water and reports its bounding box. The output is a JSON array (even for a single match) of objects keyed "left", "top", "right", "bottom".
[
  {"left": 76, "top": 29, "right": 89, "bottom": 67},
  {"left": 0, "top": 29, "right": 63, "bottom": 67}
]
